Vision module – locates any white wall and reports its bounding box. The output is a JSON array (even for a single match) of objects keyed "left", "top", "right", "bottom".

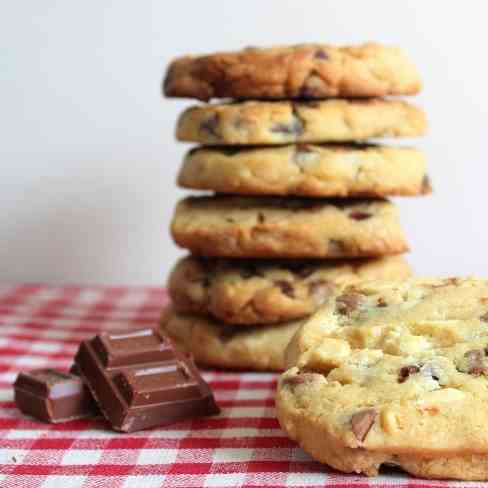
[{"left": 2, "top": 1, "right": 488, "bottom": 285}]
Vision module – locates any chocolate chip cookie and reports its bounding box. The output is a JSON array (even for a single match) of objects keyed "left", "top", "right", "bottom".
[
  {"left": 176, "top": 99, "right": 427, "bottom": 146},
  {"left": 277, "top": 278, "right": 488, "bottom": 480},
  {"left": 164, "top": 43, "right": 421, "bottom": 101},
  {"left": 168, "top": 255, "right": 411, "bottom": 325},
  {"left": 179, "top": 144, "right": 430, "bottom": 197},
  {"left": 160, "top": 308, "right": 302, "bottom": 372},
  {"left": 171, "top": 196, "right": 409, "bottom": 258}
]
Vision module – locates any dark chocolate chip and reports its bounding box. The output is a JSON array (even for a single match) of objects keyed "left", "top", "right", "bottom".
[
  {"left": 328, "top": 239, "right": 345, "bottom": 255},
  {"left": 275, "top": 280, "right": 295, "bottom": 298},
  {"left": 199, "top": 114, "right": 220, "bottom": 138},
  {"left": 377, "top": 297, "right": 388, "bottom": 308},
  {"left": 283, "top": 372, "right": 320, "bottom": 388},
  {"left": 336, "top": 292, "right": 365, "bottom": 315},
  {"left": 398, "top": 365, "right": 420, "bottom": 383},
  {"left": 349, "top": 211, "right": 372, "bottom": 221},
  {"left": 257, "top": 212, "right": 266, "bottom": 224},
  {"left": 271, "top": 117, "right": 304, "bottom": 136},
  {"left": 464, "top": 349, "right": 487, "bottom": 376},
  {"left": 314, "top": 49, "right": 329, "bottom": 60},
  {"left": 351, "top": 409, "right": 377, "bottom": 442},
  {"left": 308, "top": 280, "right": 333, "bottom": 303}
]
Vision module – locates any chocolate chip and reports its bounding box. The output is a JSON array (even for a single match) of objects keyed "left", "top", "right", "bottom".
[
  {"left": 314, "top": 49, "right": 329, "bottom": 60},
  {"left": 421, "top": 175, "right": 432, "bottom": 194},
  {"left": 351, "top": 409, "right": 377, "bottom": 442},
  {"left": 225, "top": 217, "right": 236, "bottom": 223},
  {"left": 275, "top": 280, "right": 295, "bottom": 298},
  {"left": 308, "top": 280, "right": 333, "bottom": 303},
  {"left": 480, "top": 312, "right": 488, "bottom": 322},
  {"left": 349, "top": 211, "right": 372, "bottom": 221},
  {"left": 398, "top": 365, "right": 420, "bottom": 383},
  {"left": 464, "top": 349, "right": 487, "bottom": 376},
  {"left": 328, "top": 239, "right": 345, "bottom": 256},
  {"left": 283, "top": 372, "right": 319, "bottom": 388},
  {"left": 271, "top": 117, "right": 304, "bottom": 136},
  {"left": 377, "top": 297, "right": 388, "bottom": 307},
  {"left": 199, "top": 114, "right": 220, "bottom": 138},
  {"left": 257, "top": 212, "right": 266, "bottom": 224},
  {"left": 336, "top": 292, "right": 365, "bottom": 315}
]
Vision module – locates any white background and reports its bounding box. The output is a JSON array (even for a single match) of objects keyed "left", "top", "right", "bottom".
[{"left": 2, "top": 1, "right": 487, "bottom": 285}]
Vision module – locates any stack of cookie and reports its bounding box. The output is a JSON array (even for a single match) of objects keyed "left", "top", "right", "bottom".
[{"left": 161, "top": 42, "right": 428, "bottom": 372}]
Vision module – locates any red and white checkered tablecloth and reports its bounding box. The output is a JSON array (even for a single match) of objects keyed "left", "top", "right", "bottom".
[{"left": 0, "top": 284, "right": 482, "bottom": 488}]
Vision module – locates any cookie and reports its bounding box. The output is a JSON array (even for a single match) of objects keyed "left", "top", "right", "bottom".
[
  {"left": 178, "top": 144, "right": 431, "bottom": 197},
  {"left": 160, "top": 308, "right": 302, "bottom": 372},
  {"left": 277, "top": 278, "right": 488, "bottom": 480},
  {"left": 171, "top": 196, "right": 409, "bottom": 258},
  {"left": 164, "top": 43, "right": 421, "bottom": 101},
  {"left": 176, "top": 99, "right": 427, "bottom": 146},
  {"left": 168, "top": 255, "right": 411, "bottom": 325}
]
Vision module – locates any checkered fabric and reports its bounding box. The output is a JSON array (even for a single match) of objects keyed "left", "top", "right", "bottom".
[{"left": 0, "top": 284, "right": 482, "bottom": 488}]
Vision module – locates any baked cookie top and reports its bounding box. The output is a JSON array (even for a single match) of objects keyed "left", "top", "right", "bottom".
[
  {"left": 160, "top": 308, "right": 302, "bottom": 372},
  {"left": 179, "top": 144, "right": 431, "bottom": 197},
  {"left": 171, "top": 196, "right": 409, "bottom": 259},
  {"left": 277, "top": 278, "right": 488, "bottom": 479},
  {"left": 168, "top": 255, "right": 411, "bottom": 325},
  {"left": 164, "top": 42, "right": 421, "bottom": 101},
  {"left": 176, "top": 99, "right": 427, "bottom": 145}
]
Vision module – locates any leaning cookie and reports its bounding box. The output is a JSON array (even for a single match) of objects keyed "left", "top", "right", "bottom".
[
  {"left": 164, "top": 42, "right": 421, "bottom": 101},
  {"left": 160, "top": 308, "right": 302, "bottom": 372},
  {"left": 277, "top": 278, "right": 488, "bottom": 480},
  {"left": 179, "top": 144, "right": 430, "bottom": 197},
  {"left": 176, "top": 100, "right": 427, "bottom": 146},
  {"left": 168, "top": 255, "right": 411, "bottom": 325},
  {"left": 171, "top": 196, "right": 409, "bottom": 258}
]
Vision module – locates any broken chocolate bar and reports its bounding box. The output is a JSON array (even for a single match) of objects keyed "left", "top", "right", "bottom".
[
  {"left": 14, "top": 369, "right": 97, "bottom": 423},
  {"left": 74, "top": 328, "right": 219, "bottom": 432}
]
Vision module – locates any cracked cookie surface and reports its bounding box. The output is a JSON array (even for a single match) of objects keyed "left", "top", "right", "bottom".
[
  {"left": 277, "top": 278, "right": 488, "bottom": 480},
  {"left": 164, "top": 42, "right": 421, "bottom": 101},
  {"left": 168, "top": 255, "right": 411, "bottom": 325},
  {"left": 171, "top": 196, "right": 409, "bottom": 258},
  {"left": 160, "top": 308, "right": 301, "bottom": 371},
  {"left": 179, "top": 144, "right": 430, "bottom": 197},
  {"left": 176, "top": 99, "right": 427, "bottom": 146}
]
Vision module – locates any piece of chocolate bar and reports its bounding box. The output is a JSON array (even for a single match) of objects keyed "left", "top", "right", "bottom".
[
  {"left": 14, "top": 369, "right": 97, "bottom": 423},
  {"left": 74, "top": 328, "right": 219, "bottom": 432}
]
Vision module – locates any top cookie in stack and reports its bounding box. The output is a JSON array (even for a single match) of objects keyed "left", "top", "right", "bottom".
[{"left": 161, "top": 42, "right": 428, "bottom": 372}]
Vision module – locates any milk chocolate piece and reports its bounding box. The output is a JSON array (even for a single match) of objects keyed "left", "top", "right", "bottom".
[
  {"left": 14, "top": 369, "right": 97, "bottom": 423},
  {"left": 75, "top": 328, "right": 219, "bottom": 432}
]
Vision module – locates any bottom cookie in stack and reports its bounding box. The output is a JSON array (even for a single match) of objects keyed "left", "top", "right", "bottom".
[
  {"left": 161, "top": 255, "right": 412, "bottom": 371},
  {"left": 161, "top": 309, "right": 302, "bottom": 372}
]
